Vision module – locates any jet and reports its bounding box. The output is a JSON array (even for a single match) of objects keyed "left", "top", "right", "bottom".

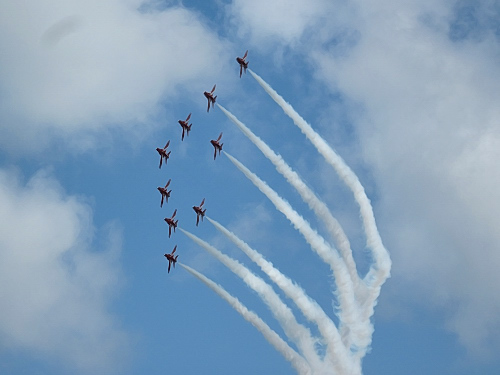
[
  {"left": 236, "top": 50, "right": 249, "bottom": 78},
  {"left": 157, "top": 179, "right": 172, "bottom": 207},
  {"left": 210, "top": 132, "right": 223, "bottom": 160},
  {"left": 192, "top": 198, "right": 206, "bottom": 226},
  {"left": 164, "top": 245, "right": 179, "bottom": 273},
  {"left": 204, "top": 84, "right": 217, "bottom": 112},
  {"left": 156, "top": 140, "right": 171, "bottom": 168},
  {"left": 164, "top": 209, "right": 178, "bottom": 238},
  {"left": 178, "top": 113, "right": 192, "bottom": 141}
]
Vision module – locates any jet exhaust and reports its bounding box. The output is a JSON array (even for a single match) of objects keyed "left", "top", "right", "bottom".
[
  {"left": 223, "top": 151, "right": 371, "bottom": 357},
  {"left": 206, "top": 216, "right": 358, "bottom": 374},
  {"left": 248, "top": 70, "right": 391, "bottom": 351},
  {"left": 179, "top": 263, "right": 312, "bottom": 375},
  {"left": 217, "top": 103, "right": 361, "bottom": 293},
  {"left": 248, "top": 69, "right": 391, "bottom": 290},
  {"left": 178, "top": 69, "right": 391, "bottom": 374},
  {"left": 179, "top": 227, "right": 322, "bottom": 370}
]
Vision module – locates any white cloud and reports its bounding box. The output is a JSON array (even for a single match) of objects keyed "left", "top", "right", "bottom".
[
  {"left": 0, "top": 169, "right": 129, "bottom": 374},
  {"left": 0, "top": 0, "right": 229, "bottom": 152},
  {"left": 226, "top": 0, "right": 500, "bottom": 359},
  {"left": 228, "top": 0, "right": 334, "bottom": 47},
  {"left": 310, "top": 0, "right": 500, "bottom": 358}
]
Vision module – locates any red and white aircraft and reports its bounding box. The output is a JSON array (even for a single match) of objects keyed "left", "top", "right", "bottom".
[
  {"left": 156, "top": 140, "right": 171, "bottom": 168},
  {"left": 178, "top": 113, "right": 192, "bottom": 141},
  {"left": 236, "top": 50, "right": 249, "bottom": 77},
  {"left": 192, "top": 198, "right": 206, "bottom": 226},
  {"left": 204, "top": 85, "right": 217, "bottom": 112},
  {"left": 157, "top": 179, "right": 172, "bottom": 207},
  {"left": 164, "top": 245, "right": 179, "bottom": 273},
  {"left": 164, "top": 209, "right": 178, "bottom": 237},
  {"left": 210, "top": 132, "right": 223, "bottom": 160}
]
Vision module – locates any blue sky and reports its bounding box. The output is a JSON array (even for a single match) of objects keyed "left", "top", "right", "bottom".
[{"left": 1, "top": 0, "right": 500, "bottom": 374}]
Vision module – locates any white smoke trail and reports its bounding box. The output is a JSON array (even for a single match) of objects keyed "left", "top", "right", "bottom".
[
  {"left": 223, "top": 151, "right": 373, "bottom": 354},
  {"left": 206, "top": 216, "right": 360, "bottom": 375},
  {"left": 179, "top": 263, "right": 312, "bottom": 375},
  {"left": 168, "top": 70, "right": 389, "bottom": 373},
  {"left": 248, "top": 69, "right": 391, "bottom": 319},
  {"left": 178, "top": 227, "right": 323, "bottom": 371},
  {"left": 216, "top": 103, "right": 360, "bottom": 291}
]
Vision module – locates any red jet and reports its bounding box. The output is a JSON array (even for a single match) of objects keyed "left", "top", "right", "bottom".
[
  {"left": 178, "top": 113, "right": 192, "bottom": 141},
  {"left": 157, "top": 179, "right": 172, "bottom": 207},
  {"left": 164, "top": 245, "right": 179, "bottom": 273},
  {"left": 204, "top": 84, "right": 217, "bottom": 112},
  {"left": 236, "top": 50, "right": 249, "bottom": 78},
  {"left": 156, "top": 140, "right": 171, "bottom": 168},
  {"left": 164, "top": 209, "right": 178, "bottom": 237},
  {"left": 192, "top": 198, "right": 206, "bottom": 226},
  {"left": 210, "top": 132, "right": 223, "bottom": 160}
]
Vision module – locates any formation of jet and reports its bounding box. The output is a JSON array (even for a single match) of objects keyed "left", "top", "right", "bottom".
[
  {"left": 210, "top": 133, "right": 223, "bottom": 160},
  {"left": 236, "top": 50, "right": 249, "bottom": 78},
  {"left": 192, "top": 198, "right": 206, "bottom": 226},
  {"left": 156, "top": 50, "right": 249, "bottom": 274},
  {"left": 178, "top": 113, "right": 192, "bottom": 141},
  {"left": 156, "top": 140, "right": 171, "bottom": 168},
  {"left": 204, "top": 84, "right": 217, "bottom": 112},
  {"left": 157, "top": 179, "right": 172, "bottom": 207},
  {"left": 164, "top": 209, "right": 179, "bottom": 238},
  {"left": 164, "top": 245, "right": 179, "bottom": 273}
]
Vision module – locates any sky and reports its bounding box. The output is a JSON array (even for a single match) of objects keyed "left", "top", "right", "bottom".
[{"left": 0, "top": 0, "right": 499, "bottom": 374}]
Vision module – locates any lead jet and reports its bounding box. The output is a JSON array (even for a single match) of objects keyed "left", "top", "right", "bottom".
[
  {"left": 192, "top": 198, "right": 206, "bottom": 226},
  {"left": 210, "top": 132, "right": 223, "bottom": 160},
  {"left": 156, "top": 140, "right": 171, "bottom": 168},
  {"left": 178, "top": 113, "right": 192, "bottom": 141},
  {"left": 164, "top": 245, "right": 179, "bottom": 273},
  {"left": 236, "top": 50, "right": 249, "bottom": 78},
  {"left": 164, "top": 209, "right": 178, "bottom": 237},
  {"left": 157, "top": 179, "right": 172, "bottom": 207},
  {"left": 204, "top": 84, "right": 217, "bottom": 112}
]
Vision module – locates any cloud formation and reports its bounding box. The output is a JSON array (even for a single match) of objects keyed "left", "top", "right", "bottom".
[
  {"left": 229, "top": 0, "right": 333, "bottom": 46},
  {"left": 0, "top": 0, "right": 228, "bottom": 152},
  {"left": 0, "top": 169, "right": 128, "bottom": 374},
  {"left": 315, "top": 0, "right": 500, "bottom": 358}
]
